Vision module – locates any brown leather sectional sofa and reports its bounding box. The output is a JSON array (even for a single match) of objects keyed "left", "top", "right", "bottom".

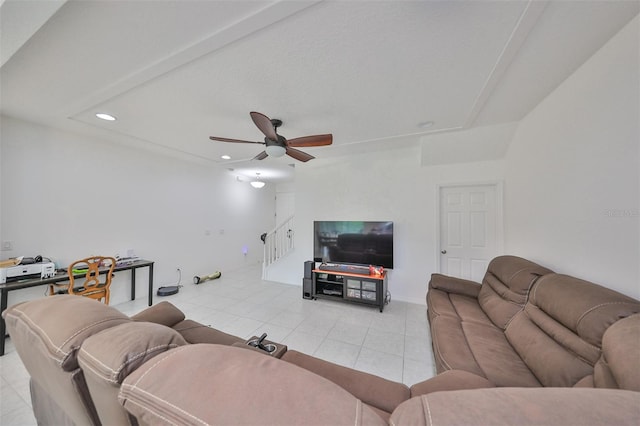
[
  {"left": 425, "top": 255, "right": 640, "bottom": 392},
  {"left": 3, "top": 255, "right": 639, "bottom": 425}
]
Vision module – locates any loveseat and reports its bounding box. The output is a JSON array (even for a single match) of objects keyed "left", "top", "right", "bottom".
[{"left": 3, "top": 256, "right": 640, "bottom": 425}]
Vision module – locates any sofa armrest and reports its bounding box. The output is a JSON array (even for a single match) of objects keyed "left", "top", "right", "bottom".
[
  {"left": 281, "top": 350, "right": 409, "bottom": 415},
  {"left": 410, "top": 370, "right": 494, "bottom": 397},
  {"left": 173, "top": 320, "right": 244, "bottom": 345},
  {"left": 131, "top": 301, "right": 185, "bottom": 327},
  {"left": 429, "top": 274, "right": 481, "bottom": 298},
  {"left": 390, "top": 388, "right": 640, "bottom": 426},
  {"left": 231, "top": 339, "right": 288, "bottom": 358}
]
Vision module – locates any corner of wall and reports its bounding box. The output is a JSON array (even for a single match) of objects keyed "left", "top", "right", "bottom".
[{"left": 504, "top": 16, "right": 640, "bottom": 298}]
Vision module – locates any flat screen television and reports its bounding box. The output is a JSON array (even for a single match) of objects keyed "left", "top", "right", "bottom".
[{"left": 313, "top": 221, "right": 394, "bottom": 269}]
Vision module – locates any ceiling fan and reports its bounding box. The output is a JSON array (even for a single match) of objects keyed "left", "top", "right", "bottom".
[{"left": 209, "top": 111, "right": 332, "bottom": 162}]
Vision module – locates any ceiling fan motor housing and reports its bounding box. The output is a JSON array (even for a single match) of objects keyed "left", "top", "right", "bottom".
[{"left": 264, "top": 135, "right": 287, "bottom": 147}]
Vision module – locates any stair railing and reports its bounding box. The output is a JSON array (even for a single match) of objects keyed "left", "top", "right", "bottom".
[{"left": 262, "top": 215, "right": 294, "bottom": 278}]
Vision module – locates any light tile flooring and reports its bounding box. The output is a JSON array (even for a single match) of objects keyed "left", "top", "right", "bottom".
[{"left": 0, "top": 264, "right": 435, "bottom": 425}]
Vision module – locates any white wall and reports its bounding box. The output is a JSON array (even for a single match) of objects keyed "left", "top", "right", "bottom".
[
  {"left": 267, "top": 147, "right": 505, "bottom": 304},
  {"left": 0, "top": 116, "right": 275, "bottom": 306},
  {"left": 505, "top": 16, "right": 639, "bottom": 298},
  {"left": 269, "top": 16, "right": 640, "bottom": 303},
  {"left": 3, "top": 16, "right": 637, "bottom": 310}
]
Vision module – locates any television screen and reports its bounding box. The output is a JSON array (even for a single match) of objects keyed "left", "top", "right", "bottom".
[{"left": 313, "top": 221, "right": 394, "bottom": 269}]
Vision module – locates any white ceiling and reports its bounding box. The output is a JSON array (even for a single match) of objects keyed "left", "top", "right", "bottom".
[{"left": 1, "top": 0, "right": 638, "bottom": 183}]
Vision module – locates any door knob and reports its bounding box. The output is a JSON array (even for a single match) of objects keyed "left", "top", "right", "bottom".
[{"left": 441, "top": 250, "right": 447, "bottom": 254}]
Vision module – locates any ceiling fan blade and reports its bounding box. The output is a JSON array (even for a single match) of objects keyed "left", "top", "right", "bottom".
[
  {"left": 209, "top": 136, "right": 264, "bottom": 144},
  {"left": 250, "top": 111, "right": 278, "bottom": 140},
  {"left": 286, "top": 147, "right": 315, "bottom": 162},
  {"left": 287, "top": 134, "right": 333, "bottom": 147},
  {"left": 253, "top": 151, "right": 268, "bottom": 161}
]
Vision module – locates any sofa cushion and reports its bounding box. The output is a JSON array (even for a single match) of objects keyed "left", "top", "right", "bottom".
[
  {"left": 529, "top": 274, "right": 640, "bottom": 347},
  {"left": 3, "top": 295, "right": 131, "bottom": 371},
  {"left": 131, "top": 301, "right": 185, "bottom": 327},
  {"left": 78, "top": 322, "right": 187, "bottom": 426},
  {"left": 477, "top": 255, "right": 552, "bottom": 329},
  {"left": 594, "top": 313, "right": 640, "bottom": 391},
  {"left": 431, "top": 315, "right": 540, "bottom": 386},
  {"left": 427, "top": 287, "right": 494, "bottom": 327},
  {"left": 506, "top": 307, "right": 594, "bottom": 387},
  {"left": 131, "top": 302, "right": 244, "bottom": 346},
  {"left": 389, "top": 388, "right": 640, "bottom": 426},
  {"left": 281, "top": 349, "right": 410, "bottom": 417},
  {"left": 172, "top": 319, "right": 244, "bottom": 345},
  {"left": 119, "top": 344, "right": 387, "bottom": 426},
  {"left": 505, "top": 274, "right": 640, "bottom": 387},
  {"left": 429, "top": 274, "right": 481, "bottom": 298},
  {"left": 409, "top": 370, "right": 494, "bottom": 397},
  {"left": 79, "top": 322, "right": 187, "bottom": 385},
  {"left": 430, "top": 315, "right": 485, "bottom": 377},
  {"left": 463, "top": 321, "right": 540, "bottom": 387}
]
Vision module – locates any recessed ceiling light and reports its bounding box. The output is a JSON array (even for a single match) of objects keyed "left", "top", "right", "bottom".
[
  {"left": 417, "top": 121, "right": 434, "bottom": 129},
  {"left": 221, "top": 155, "right": 231, "bottom": 160},
  {"left": 96, "top": 113, "right": 116, "bottom": 121}
]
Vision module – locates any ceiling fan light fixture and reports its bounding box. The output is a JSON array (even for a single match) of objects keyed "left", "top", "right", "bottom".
[
  {"left": 250, "top": 172, "right": 265, "bottom": 189},
  {"left": 265, "top": 145, "right": 286, "bottom": 158}
]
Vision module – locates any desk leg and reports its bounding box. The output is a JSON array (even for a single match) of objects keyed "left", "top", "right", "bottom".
[
  {"left": 131, "top": 269, "right": 136, "bottom": 301},
  {"left": 147, "top": 263, "right": 154, "bottom": 306},
  {"left": 1, "top": 289, "right": 8, "bottom": 356}
]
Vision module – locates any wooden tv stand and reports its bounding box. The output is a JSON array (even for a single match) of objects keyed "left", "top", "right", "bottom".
[{"left": 312, "top": 267, "right": 388, "bottom": 312}]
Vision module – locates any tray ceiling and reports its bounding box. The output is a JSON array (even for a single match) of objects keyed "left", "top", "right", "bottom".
[{"left": 1, "top": 0, "right": 638, "bottom": 181}]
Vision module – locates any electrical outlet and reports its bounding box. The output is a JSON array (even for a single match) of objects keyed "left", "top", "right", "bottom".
[{"left": 1, "top": 241, "right": 13, "bottom": 251}]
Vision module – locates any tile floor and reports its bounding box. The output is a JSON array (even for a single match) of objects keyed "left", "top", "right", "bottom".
[{"left": 0, "top": 264, "right": 436, "bottom": 424}]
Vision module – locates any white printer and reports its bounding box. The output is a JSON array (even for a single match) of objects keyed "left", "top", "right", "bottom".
[{"left": 0, "top": 262, "right": 56, "bottom": 283}]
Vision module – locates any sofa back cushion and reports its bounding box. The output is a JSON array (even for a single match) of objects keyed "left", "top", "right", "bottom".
[
  {"left": 2, "top": 295, "right": 131, "bottom": 425},
  {"left": 593, "top": 313, "right": 640, "bottom": 391},
  {"left": 477, "top": 256, "right": 552, "bottom": 328},
  {"left": 390, "top": 388, "right": 640, "bottom": 426},
  {"left": 119, "top": 344, "right": 387, "bottom": 425},
  {"left": 505, "top": 274, "right": 640, "bottom": 387},
  {"left": 78, "top": 322, "right": 187, "bottom": 425}
]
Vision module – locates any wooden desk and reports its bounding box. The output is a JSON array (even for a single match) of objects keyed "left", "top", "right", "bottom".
[{"left": 0, "top": 259, "right": 154, "bottom": 356}]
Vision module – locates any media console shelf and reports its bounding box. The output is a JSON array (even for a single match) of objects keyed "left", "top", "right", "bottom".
[{"left": 312, "top": 268, "right": 388, "bottom": 312}]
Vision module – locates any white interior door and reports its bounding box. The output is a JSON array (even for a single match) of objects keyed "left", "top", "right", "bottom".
[{"left": 439, "top": 184, "right": 502, "bottom": 281}]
